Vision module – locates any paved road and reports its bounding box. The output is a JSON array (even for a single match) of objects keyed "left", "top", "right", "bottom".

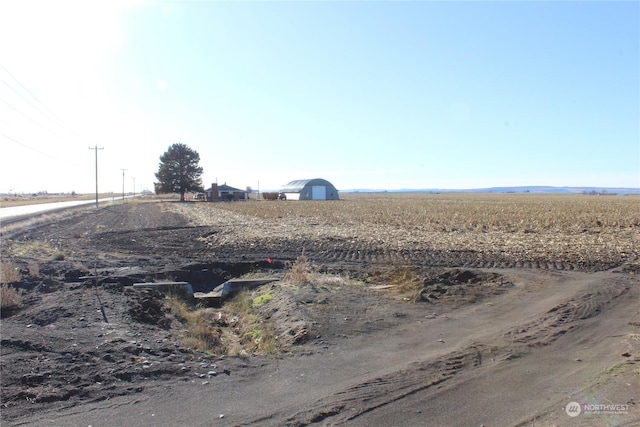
[{"left": 0, "top": 197, "right": 120, "bottom": 222}]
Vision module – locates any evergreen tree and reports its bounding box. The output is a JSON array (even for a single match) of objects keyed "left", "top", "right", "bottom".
[{"left": 154, "top": 143, "right": 204, "bottom": 201}]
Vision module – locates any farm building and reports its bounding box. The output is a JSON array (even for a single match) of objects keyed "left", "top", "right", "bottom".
[
  {"left": 280, "top": 178, "right": 339, "bottom": 201},
  {"left": 205, "top": 183, "right": 248, "bottom": 201}
]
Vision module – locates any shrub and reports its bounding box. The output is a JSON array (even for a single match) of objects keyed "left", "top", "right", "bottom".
[
  {"left": 1, "top": 285, "right": 23, "bottom": 316},
  {"left": 286, "top": 249, "right": 310, "bottom": 284},
  {"left": 27, "top": 262, "right": 40, "bottom": 277},
  {"left": 0, "top": 261, "right": 21, "bottom": 284}
]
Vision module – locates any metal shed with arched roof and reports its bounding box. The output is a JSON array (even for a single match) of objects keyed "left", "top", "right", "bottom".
[{"left": 280, "top": 178, "right": 339, "bottom": 200}]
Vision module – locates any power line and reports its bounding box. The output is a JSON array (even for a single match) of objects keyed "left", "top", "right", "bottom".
[
  {"left": 0, "top": 98, "right": 69, "bottom": 142},
  {"left": 0, "top": 63, "right": 96, "bottom": 145},
  {"left": 0, "top": 65, "right": 105, "bottom": 174},
  {"left": 0, "top": 64, "right": 52, "bottom": 115},
  {"left": 0, "top": 132, "right": 81, "bottom": 167},
  {"left": 0, "top": 74, "right": 52, "bottom": 122},
  {"left": 0, "top": 112, "right": 82, "bottom": 168},
  {"left": 0, "top": 116, "right": 27, "bottom": 134},
  {"left": 0, "top": 64, "right": 80, "bottom": 136}
]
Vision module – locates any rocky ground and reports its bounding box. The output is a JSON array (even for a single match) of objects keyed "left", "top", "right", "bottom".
[{"left": 1, "top": 201, "right": 639, "bottom": 426}]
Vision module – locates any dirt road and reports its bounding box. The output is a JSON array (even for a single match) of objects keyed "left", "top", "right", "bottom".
[{"left": 1, "top": 202, "right": 638, "bottom": 426}]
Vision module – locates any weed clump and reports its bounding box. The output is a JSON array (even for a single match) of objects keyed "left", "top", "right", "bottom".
[
  {"left": 286, "top": 249, "right": 310, "bottom": 285},
  {"left": 1, "top": 285, "right": 23, "bottom": 317},
  {"left": 369, "top": 267, "right": 423, "bottom": 302},
  {"left": 169, "top": 297, "right": 223, "bottom": 353},
  {"left": 253, "top": 293, "right": 273, "bottom": 307},
  {"left": 226, "top": 292, "right": 280, "bottom": 355},
  {"left": 0, "top": 261, "right": 21, "bottom": 284}
]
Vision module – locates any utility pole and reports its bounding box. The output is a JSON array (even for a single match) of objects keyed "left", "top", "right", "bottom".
[
  {"left": 132, "top": 177, "right": 136, "bottom": 199},
  {"left": 120, "top": 169, "right": 127, "bottom": 201},
  {"left": 89, "top": 146, "right": 104, "bottom": 208}
]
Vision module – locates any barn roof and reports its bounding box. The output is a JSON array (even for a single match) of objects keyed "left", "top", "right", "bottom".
[{"left": 281, "top": 178, "right": 336, "bottom": 193}]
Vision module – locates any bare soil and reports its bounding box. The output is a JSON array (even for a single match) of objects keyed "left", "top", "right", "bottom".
[{"left": 1, "top": 202, "right": 639, "bottom": 426}]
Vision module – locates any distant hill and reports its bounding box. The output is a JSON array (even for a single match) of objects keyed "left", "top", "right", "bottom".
[{"left": 343, "top": 186, "right": 640, "bottom": 195}]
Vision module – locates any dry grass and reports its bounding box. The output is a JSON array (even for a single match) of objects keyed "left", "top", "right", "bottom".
[
  {"left": 312, "top": 274, "right": 349, "bottom": 288},
  {"left": 368, "top": 267, "right": 424, "bottom": 302},
  {"left": 169, "top": 297, "right": 223, "bottom": 353},
  {"left": 1, "top": 261, "right": 21, "bottom": 284},
  {"left": 1, "top": 284, "right": 23, "bottom": 314},
  {"left": 0, "top": 193, "right": 115, "bottom": 208},
  {"left": 169, "top": 290, "right": 281, "bottom": 355},
  {"left": 224, "top": 292, "right": 281, "bottom": 355},
  {"left": 27, "top": 261, "right": 40, "bottom": 277},
  {"left": 172, "top": 193, "right": 640, "bottom": 267},
  {"left": 285, "top": 250, "right": 310, "bottom": 284},
  {"left": 6, "top": 241, "right": 59, "bottom": 259}
]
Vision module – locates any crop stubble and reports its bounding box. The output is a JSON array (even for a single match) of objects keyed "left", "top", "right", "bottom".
[{"left": 172, "top": 193, "right": 639, "bottom": 272}]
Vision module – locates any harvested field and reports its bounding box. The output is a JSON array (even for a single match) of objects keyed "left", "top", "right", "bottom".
[
  {"left": 174, "top": 193, "right": 640, "bottom": 272},
  {"left": 1, "top": 194, "right": 638, "bottom": 426}
]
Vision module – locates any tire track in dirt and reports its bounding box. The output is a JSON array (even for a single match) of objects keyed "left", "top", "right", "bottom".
[
  {"left": 245, "top": 275, "right": 633, "bottom": 427},
  {"left": 247, "top": 345, "right": 486, "bottom": 427},
  {"left": 190, "top": 236, "right": 617, "bottom": 273},
  {"left": 504, "top": 280, "right": 630, "bottom": 348}
]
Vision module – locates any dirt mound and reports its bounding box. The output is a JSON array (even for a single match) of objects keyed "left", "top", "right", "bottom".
[
  {"left": 420, "top": 269, "right": 513, "bottom": 304},
  {"left": 0, "top": 277, "right": 202, "bottom": 418},
  {"left": 126, "top": 288, "right": 172, "bottom": 329},
  {"left": 367, "top": 267, "right": 513, "bottom": 305}
]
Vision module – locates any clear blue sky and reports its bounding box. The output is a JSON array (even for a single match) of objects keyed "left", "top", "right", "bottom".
[{"left": 1, "top": 0, "right": 638, "bottom": 194}]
